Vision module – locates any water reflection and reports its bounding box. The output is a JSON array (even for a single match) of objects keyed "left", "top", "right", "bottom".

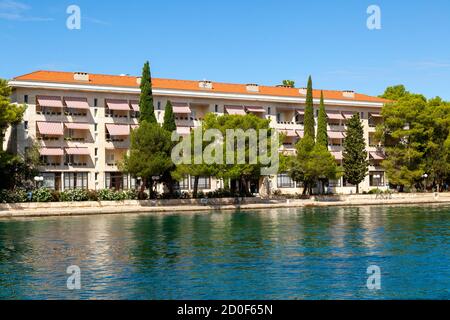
[{"left": 0, "top": 205, "right": 449, "bottom": 299}]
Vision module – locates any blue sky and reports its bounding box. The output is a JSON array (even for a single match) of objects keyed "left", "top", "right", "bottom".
[{"left": 1, "top": 0, "right": 449, "bottom": 99}]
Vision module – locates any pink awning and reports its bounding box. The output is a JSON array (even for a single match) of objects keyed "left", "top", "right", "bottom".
[
  {"left": 106, "top": 99, "right": 130, "bottom": 111},
  {"left": 106, "top": 124, "right": 130, "bottom": 136},
  {"left": 37, "top": 96, "right": 63, "bottom": 108},
  {"left": 173, "top": 105, "right": 192, "bottom": 114},
  {"left": 296, "top": 110, "right": 305, "bottom": 116},
  {"left": 280, "top": 129, "right": 297, "bottom": 138},
  {"left": 246, "top": 106, "right": 265, "bottom": 113},
  {"left": 64, "top": 97, "right": 89, "bottom": 110},
  {"left": 130, "top": 101, "right": 139, "bottom": 112},
  {"left": 331, "top": 151, "right": 343, "bottom": 160},
  {"left": 370, "top": 113, "right": 382, "bottom": 118},
  {"left": 328, "top": 131, "right": 345, "bottom": 139},
  {"left": 342, "top": 111, "right": 356, "bottom": 119},
  {"left": 65, "top": 147, "right": 90, "bottom": 155},
  {"left": 37, "top": 122, "right": 64, "bottom": 136},
  {"left": 296, "top": 130, "right": 304, "bottom": 138},
  {"left": 40, "top": 148, "right": 64, "bottom": 156},
  {"left": 225, "top": 105, "right": 246, "bottom": 115},
  {"left": 130, "top": 124, "right": 139, "bottom": 130},
  {"left": 64, "top": 123, "right": 90, "bottom": 130},
  {"left": 370, "top": 152, "right": 385, "bottom": 160},
  {"left": 327, "top": 112, "right": 344, "bottom": 120},
  {"left": 176, "top": 127, "right": 191, "bottom": 136}
]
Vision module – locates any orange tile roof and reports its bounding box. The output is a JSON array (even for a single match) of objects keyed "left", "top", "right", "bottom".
[{"left": 13, "top": 70, "right": 389, "bottom": 104}]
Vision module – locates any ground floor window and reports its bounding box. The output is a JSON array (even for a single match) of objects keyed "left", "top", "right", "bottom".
[
  {"left": 277, "top": 173, "right": 295, "bottom": 188},
  {"left": 105, "top": 172, "right": 128, "bottom": 190},
  {"left": 41, "top": 172, "right": 62, "bottom": 190},
  {"left": 328, "top": 179, "right": 342, "bottom": 188},
  {"left": 190, "top": 176, "right": 211, "bottom": 190},
  {"left": 64, "top": 172, "right": 88, "bottom": 190},
  {"left": 370, "top": 171, "right": 385, "bottom": 187},
  {"left": 176, "top": 176, "right": 189, "bottom": 190}
]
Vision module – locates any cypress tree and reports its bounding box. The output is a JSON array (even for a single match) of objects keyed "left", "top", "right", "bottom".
[
  {"left": 343, "top": 113, "right": 369, "bottom": 193},
  {"left": 139, "top": 61, "right": 157, "bottom": 124},
  {"left": 316, "top": 91, "right": 328, "bottom": 148},
  {"left": 162, "top": 100, "right": 177, "bottom": 132},
  {"left": 303, "top": 76, "right": 315, "bottom": 140}
]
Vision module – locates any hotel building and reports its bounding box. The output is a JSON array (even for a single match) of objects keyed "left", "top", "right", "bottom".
[{"left": 5, "top": 71, "right": 388, "bottom": 194}]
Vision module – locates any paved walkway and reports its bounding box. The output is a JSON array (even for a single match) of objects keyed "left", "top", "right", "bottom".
[{"left": 1, "top": 195, "right": 450, "bottom": 218}]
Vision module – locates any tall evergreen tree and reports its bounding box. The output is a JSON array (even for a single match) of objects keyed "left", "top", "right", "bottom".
[
  {"left": 139, "top": 61, "right": 157, "bottom": 124},
  {"left": 303, "top": 76, "right": 315, "bottom": 140},
  {"left": 162, "top": 100, "right": 176, "bottom": 132},
  {"left": 343, "top": 113, "right": 369, "bottom": 193},
  {"left": 316, "top": 91, "right": 328, "bottom": 148}
]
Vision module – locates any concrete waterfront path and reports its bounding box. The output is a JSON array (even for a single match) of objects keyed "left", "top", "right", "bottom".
[{"left": 1, "top": 193, "right": 450, "bottom": 219}]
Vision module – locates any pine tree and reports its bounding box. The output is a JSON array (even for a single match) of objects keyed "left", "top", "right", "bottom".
[
  {"left": 343, "top": 113, "right": 369, "bottom": 193},
  {"left": 162, "top": 100, "right": 176, "bottom": 132},
  {"left": 139, "top": 61, "right": 157, "bottom": 124},
  {"left": 316, "top": 91, "right": 328, "bottom": 148},
  {"left": 303, "top": 76, "right": 315, "bottom": 140}
]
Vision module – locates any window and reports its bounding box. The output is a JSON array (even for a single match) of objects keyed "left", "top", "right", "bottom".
[
  {"left": 268, "top": 107, "right": 271, "bottom": 114},
  {"left": 64, "top": 172, "right": 88, "bottom": 190},
  {"left": 157, "top": 101, "right": 161, "bottom": 110},
  {"left": 178, "top": 176, "right": 190, "bottom": 190},
  {"left": 361, "top": 112, "right": 364, "bottom": 119},
  {"left": 42, "top": 173, "right": 55, "bottom": 189},
  {"left": 370, "top": 172, "right": 385, "bottom": 187},
  {"left": 277, "top": 173, "right": 295, "bottom": 188},
  {"left": 94, "top": 124, "right": 98, "bottom": 132},
  {"left": 276, "top": 113, "right": 281, "bottom": 123},
  {"left": 215, "top": 104, "right": 219, "bottom": 113},
  {"left": 95, "top": 173, "right": 98, "bottom": 181},
  {"left": 24, "top": 95, "right": 28, "bottom": 103},
  {"left": 190, "top": 176, "right": 210, "bottom": 190},
  {"left": 94, "top": 98, "right": 98, "bottom": 107},
  {"left": 24, "top": 121, "right": 28, "bottom": 130},
  {"left": 94, "top": 108, "right": 98, "bottom": 117},
  {"left": 106, "top": 153, "right": 115, "bottom": 164},
  {"left": 95, "top": 148, "right": 98, "bottom": 156},
  {"left": 105, "top": 172, "right": 128, "bottom": 190}
]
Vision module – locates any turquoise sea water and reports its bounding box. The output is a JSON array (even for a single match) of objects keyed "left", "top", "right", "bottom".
[{"left": 0, "top": 205, "right": 449, "bottom": 300}]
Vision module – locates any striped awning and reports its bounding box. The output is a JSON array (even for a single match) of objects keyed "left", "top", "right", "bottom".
[
  {"left": 328, "top": 131, "right": 345, "bottom": 139},
  {"left": 246, "top": 106, "right": 265, "bottom": 113},
  {"left": 106, "top": 124, "right": 130, "bottom": 136},
  {"left": 65, "top": 123, "right": 90, "bottom": 130},
  {"left": 130, "top": 101, "right": 139, "bottom": 112},
  {"left": 327, "top": 112, "right": 344, "bottom": 120},
  {"left": 225, "top": 105, "right": 246, "bottom": 115},
  {"left": 37, "top": 96, "right": 63, "bottom": 108},
  {"left": 370, "top": 152, "right": 385, "bottom": 160},
  {"left": 331, "top": 151, "right": 343, "bottom": 160},
  {"left": 173, "top": 105, "right": 192, "bottom": 114},
  {"left": 65, "top": 147, "right": 90, "bottom": 155},
  {"left": 296, "top": 130, "right": 304, "bottom": 138},
  {"left": 106, "top": 99, "right": 130, "bottom": 111},
  {"left": 40, "top": 148, "right": 64, "bottom": 156},
  {"left": 342, "top": 111, "right": 356, "bottom": 119},
  {"left": 280, "top": 129, "right": 297, "bottom": 138},
  {"left": 37, "top": 122, "right": 64, "bottom": 136},
  {"left": 64, "top": 97, "right": 89, "bottom": 110},
  {"left": 176, "top": 127, "right": 191, "bottom": 136}
]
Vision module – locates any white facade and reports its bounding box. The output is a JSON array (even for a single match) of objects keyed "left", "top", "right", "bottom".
[{"left": 5, "top": 71, "right": 388, "bottom": 194}]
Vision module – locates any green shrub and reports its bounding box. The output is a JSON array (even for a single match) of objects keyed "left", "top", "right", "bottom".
[
  {"left": 32, "top": 188, "right": 53, "bottom": 202},
  {"left": 97, "top": 189, "right": 138, "bottom": 201},
  {"left": 0, "top": 189, "right": 29, "bottom": 203},
  {"left": 60, "top": 189, "right": 90, "bottom": 202}
]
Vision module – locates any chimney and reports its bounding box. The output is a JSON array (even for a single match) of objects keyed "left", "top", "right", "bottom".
[
  {"left": 199, "top": 80, "right": 213, "bottom": 90},
  {"left": 73, "top": 72, "right": 89, "bottom": 82},
  {"left": 299, "top": 87, "right": 307, "bottom": 95},
  {"left": 136, "top": 77, "right": 142, "bottom": 85},
  {"left": 343, "top": 90, "right": 355, "bottom": 98},
  {"left": 246, "top": 83, "right": 259, "bottom": 92}
]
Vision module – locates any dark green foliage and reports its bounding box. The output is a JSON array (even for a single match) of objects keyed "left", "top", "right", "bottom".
[
  {"left": 343, "top": 113, "right": 369, "bottom": 193},
  {"left": 316, "top": 91, "right": 328, "bottom": 148},
  {"left": 303, "top": 76, "right": 315, "bottom": 140},
  {"left": 139, "top": 61, "right": 157, "bottom": 124},
  {"left": 162, "top": 100, "right": 176, "bottom": 133}
]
